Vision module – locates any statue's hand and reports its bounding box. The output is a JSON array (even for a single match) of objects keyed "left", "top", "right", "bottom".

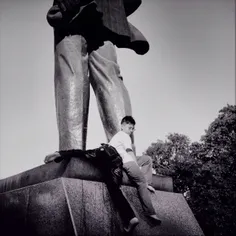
[
  {"left": 56, "top": 0, "right": 82, "bottom": 14},
  {"left": 47, "top": 0, "right": 94, "bottom": 28}
]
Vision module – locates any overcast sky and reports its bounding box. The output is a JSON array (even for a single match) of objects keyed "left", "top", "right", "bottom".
[{"left": 0, "top": 0, "right": 235, "bottom": 178}]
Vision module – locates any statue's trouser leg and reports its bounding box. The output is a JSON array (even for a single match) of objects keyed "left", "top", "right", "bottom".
[
  {"left": 88, "top": 41, "right": 132, "bottom": 141},
  {"left": 54, "top": 34, "right": 89, "bottom": 150}
]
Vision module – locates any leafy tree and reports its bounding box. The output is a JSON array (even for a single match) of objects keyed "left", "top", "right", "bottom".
[
  {"left": 145, "top": 133, "right": 194, "bottom": 193},
  {"left": 190, "top": 104, "right": 236, "bottom": 236},
  {"left": 145, "top": 104, "right": 236, "bottom": 236}
]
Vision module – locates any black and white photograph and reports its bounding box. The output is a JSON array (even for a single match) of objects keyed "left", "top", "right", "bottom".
[{"left": 0, "top": 0, "right": 235, "bottom": 235}]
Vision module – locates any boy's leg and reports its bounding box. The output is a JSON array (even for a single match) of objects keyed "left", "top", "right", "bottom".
[
  {"left": 100, "top": 162, "right": 138, "bottom": 232},
  {"left": 136, "top": 155, "right": 153, "bottom": 185},
  {"left": 105, "top": 180, "right": 138, "bottom": 229},
  {"left": 54, "top": 33, "right": 90, "bottom": 151},
  {"left": 123, "top": 161, "right": 156, "bottom": 216},
  {"left": 88, "top": 41, "right": 132, "bottom": 141}
]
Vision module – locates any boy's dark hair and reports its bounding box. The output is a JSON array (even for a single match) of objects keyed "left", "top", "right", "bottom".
[{"left": 121, "top": 116, "right": 136, "bottom": 125}]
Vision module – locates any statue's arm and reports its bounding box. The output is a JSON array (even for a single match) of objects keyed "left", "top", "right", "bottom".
[{"left": 47, "top": 0, "right": 142, "bottom": 28}]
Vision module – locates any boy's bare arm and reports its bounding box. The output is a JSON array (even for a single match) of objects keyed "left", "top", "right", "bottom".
[{"left": 131, "top": 143, "right": 136, "bottom": 155}]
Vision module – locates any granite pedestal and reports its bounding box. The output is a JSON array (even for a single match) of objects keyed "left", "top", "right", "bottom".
[{"left": 0, "top": 156, "right": 204, "bottom": 235}]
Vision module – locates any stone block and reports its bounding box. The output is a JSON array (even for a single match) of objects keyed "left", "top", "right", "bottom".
[
  {"left": 0, "top": 177, "right": 204, "bottom": 236},
  {"left": 0, "top": 156, "right": 173, "bottom": 193}
]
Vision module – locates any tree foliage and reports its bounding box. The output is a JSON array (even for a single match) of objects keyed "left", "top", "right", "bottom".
[{"left": 145, "top": 104, "right": 236, "bottom": 236}]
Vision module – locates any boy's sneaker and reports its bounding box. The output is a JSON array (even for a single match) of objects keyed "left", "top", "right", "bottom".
[
  {"left": 44, "top": 151, "right": 61, "bottom": 164},
  {"left": 147, "top": 185, "right": 156, "bottom": 193},
  {"left": 147, "top": 214, "right": 162, "bottom": 225},
  {"left": 124, "top": 217, "right": 139, "bottom": 233}
]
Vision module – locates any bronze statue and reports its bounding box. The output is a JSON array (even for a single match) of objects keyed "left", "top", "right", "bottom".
[{"left": 46, "top": 0, "right": 149, "bottom": 151}]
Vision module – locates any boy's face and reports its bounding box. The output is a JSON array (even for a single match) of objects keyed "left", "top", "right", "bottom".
[{"left": 121, "top": 122, "right": 135, "bottom": 136}]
